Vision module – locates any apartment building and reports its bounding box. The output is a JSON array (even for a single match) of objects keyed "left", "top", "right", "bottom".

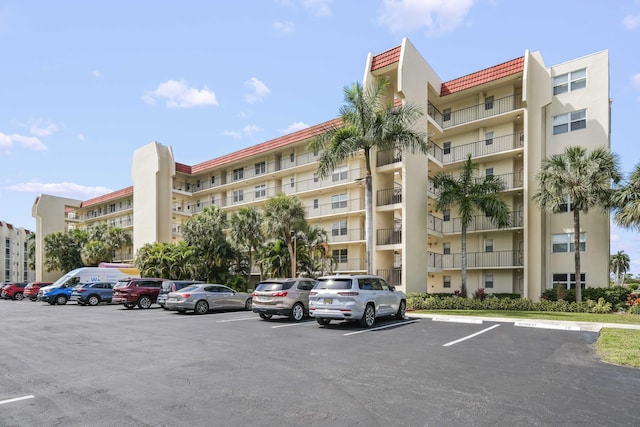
[
  {"left": 32, "top": 38, "right": 611, "bottom": 298},
  {"left": 1, "top": 221, "right": 35, "bottom": 283}
]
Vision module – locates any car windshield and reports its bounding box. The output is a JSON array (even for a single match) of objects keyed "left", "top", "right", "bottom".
[
  {"left": 177, "top": 285, "right": 200, "bottom": 293},
  {"left": 314, "top": 279, "right": 352, "bottom": 290},
  {"left": 255, "top": 282, "right": 284, "bottom": 292}
]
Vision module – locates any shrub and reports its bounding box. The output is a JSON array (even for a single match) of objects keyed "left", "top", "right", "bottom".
[{"left": 472, "top": 288, "right": 486, "bottom": 301}]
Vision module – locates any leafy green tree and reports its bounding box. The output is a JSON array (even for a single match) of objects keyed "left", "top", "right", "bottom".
[
  {"left": 27, "top": 232, "right": 36, "bottom": 271},
  {"left": 43, "top": 229, "right": 88, "bottom": 272},
  {"left": 262, "top": 194, "right": 307, "bottom": 278},
  {"left": 81, "top": 240, "right": 112, "bottom": 266},
  {"left": 295, "top": 225, "right": 331, "bottom": 277},
  {"left": 106, "top": 227, "right": 133, "bottom": 262},
  {"left": 136, "top": 242, "right": 180, "bottom": 279},
  {"left": 256, "top": 240, "right": 290, "bottom": 278},
  {"left": 610, "top": 250, "right": 630, "bottom": 287},
  {"left": 229, "top": 207, "right": 264, "bottom": 281},
  {"left": 533, "top": 146, "right": 621, "bottom": 302},
  {"left": 433, "top": 155, "right": 511, "bottom": 298},
  {"left": 309, "top": 77, "right": 428, "bottom": 273},
  {"left": 611, "top": 162, "right": 640, "bottom": 231},
  {"left": 87, "top": 223, "right": 109, "bottom": 242}
]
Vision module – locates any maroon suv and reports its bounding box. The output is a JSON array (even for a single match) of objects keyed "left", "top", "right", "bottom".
[
  {"left": 1, "top": 282, "right": 29, "bottom": 300},
  {"left": 111, "top": 278, "right": 166, "bottom": 309}
]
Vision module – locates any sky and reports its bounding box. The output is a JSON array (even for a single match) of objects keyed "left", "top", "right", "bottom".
[{"left": 1, "top": 0, "right": 640, "bottom": 272}]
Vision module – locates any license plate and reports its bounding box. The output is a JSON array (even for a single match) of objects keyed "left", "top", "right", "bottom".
[
  {"left": 323, "top": 298, "right": 332, "bottom": 304},
  {"left": 168, "top": 297, "right": 176, "bottom": 301}
]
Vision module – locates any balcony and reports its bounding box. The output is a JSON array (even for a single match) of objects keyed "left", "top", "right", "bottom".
[
  {"left": 427, "top": 140, "right": 443, "bottom": 163},
  {"left": 282, "top": 167, "right": 365, "bottom": 195},
  {"left": 429, "top": 94, "right": 522, "bottom": 129},
  {"left": 334, "top": 258, "right": 366, "bottom": 272},
  {"left": 377, "top": 268, "right": 401, "bottom": 287},
  {"left": 329, "top": 228, "right": 364, "bottom": 243},
  {"left": 428, "top": 214, "right": 442, "bottom": 233},
  {"left": 442, "top": 250, "right": 524, "bottom": 269},
  {"left": 440, "top": 132, "right": 524, "bottom": 165},
  {"left": 443, "top": 210, "right": 524, "bottom": 234},
  {"left": 428, "top": 252, "right": 442, "bottom": 271},
  {"left": 376, "top": 148, "right": 402, "bottom": 167},
  {"left": 377, "top": 228, "right": 402, "bottom": 245},
  {"left": 306, "top": 198, "right": 364, "bottom": 219},
  {"left": 376, "top": 186, "right": 402, "bottom": 206}
]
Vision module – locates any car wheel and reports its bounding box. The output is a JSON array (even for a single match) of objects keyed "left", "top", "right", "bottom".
[
  {"left": 55, "top": 295, "right": 68, "bottom": 305},
  {"left": 359, "top": 304, "right": 375, "bottom": 328},
  {"left": 177, "top": 309, "right": 186, "bottom": 314},
  {"left": 259, "top": 313, "right": 272, "bottom": 320},
  {"left": 137, "top": 295, "right": 152, "bottom": 309},
  {"left": 87, "top": 295, "right": 100, "bottom": 306},
  {"left": 48, "top": 301, "right": 55, "bottom": 305},
  {"left": 395, "top": 300, "right": 406, "bottom": 320},
  {"left": 124, "top": 303, "right": 136, "bottom": 309},
  {"left": 290, "top": 302, "right": 305, "bottom": 321},
  {"left": 244, "top": 298, "right": 252, "bottom": 311},
  {"left": 14, "top": 292, "right": 24, "bottom": 301},
  {"left": 195, "top": 300, "right": 209, "bottom": 315},
  {"left": 162, "top": 305, "right": 169, "bottom": 310},
  {"left": 316, "top": 317, "right": 331, "bottom": 326}
]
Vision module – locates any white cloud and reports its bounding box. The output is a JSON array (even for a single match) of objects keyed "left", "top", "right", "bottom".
[
  {"left": 273, "top": 20, "right": 295, "bottom": 34},
  {"left": 282, "top": 121, "right": 310, "bottom": 133},
  {"left": 304, "top": 0, "right": 333, "bottom": 16},
  {"left": 29, "top": 119, "right": 58, "bottom": 137},
  {"left": 142, "top": 79, "right": 218, "bottom": 108},
  {"left": 5, "top": 181, "right": 112, "bottom": 199},
  {"left": 622, "top": 14, "right": 640, "bottom": 30},
  {"left": 0, "top": 131, "right": 47, "bottom": 154},
  {"left": 92, "top": 70, "right": 102, "bottom": 78},
  {"left": 632, "top": 73, "right": 640, "bottom": 90},
  {"left": 244, "top": 77, "right": 271, "bottom": 104},
  {"left": 377, "top": 0, "right": 476, "bottom": 35},
  {"left": 77, "top": 133, "right": 85, "bottom": 141},
  {"left": 223, "top": 124, "right": 263, "bottom": 139}
]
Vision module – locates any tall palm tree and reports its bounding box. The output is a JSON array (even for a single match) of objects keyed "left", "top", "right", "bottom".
[
  {"left": 433, "top": 155, "right": 511, "bottom": 298},
  {"left": 308, "top": 77, "right": 428, "bottom": 274},
  {"left": 533, "top": 146, "right": 621, "bottom": 302},
  {"left": 262, "top": 193, "right": 307, "bottom": 278},
  {"left": 611, "top": 162, "right": 640, "bottom": 231},
  {"left": 106, "top": 227, "right": 132, "bottom": 262},
  {"left": 229, "top": 207, "right": 264, "bottom": 281},
  {"left": 610, "top": 250, "right": 630, "bottom": 287}
]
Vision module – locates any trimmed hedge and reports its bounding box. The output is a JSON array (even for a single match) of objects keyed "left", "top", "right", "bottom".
[{"left": 540, "top": 286, "right": 631, "bottom": 306}]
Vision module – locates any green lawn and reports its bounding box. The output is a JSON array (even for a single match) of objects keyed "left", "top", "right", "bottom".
[{"left": 413, "top": 310, "right": 640, "bottom": 368}]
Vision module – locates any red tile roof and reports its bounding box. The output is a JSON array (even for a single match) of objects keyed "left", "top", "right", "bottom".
[
  {"left": 81, "top": 186, "right": 134, "bottom": 208},
  {"left": 440, "top": 57, "right": 524, "bottom": 96},
  {"left": 175, "top": 162, "right": 192, "bottom": 174},
  {"left": 189, "top": 118, "right": 342, "bottom": 174},
  {"left": 371, "top": 46, "right": 401, "bottom": 71}
]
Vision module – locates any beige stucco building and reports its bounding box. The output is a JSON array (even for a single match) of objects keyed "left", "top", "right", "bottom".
[
  {"left": 1, "top": 220, "right": 35, "bottom": 283},
  {"left": 31, "top": 38, "right": 612, "bottom": 298}
]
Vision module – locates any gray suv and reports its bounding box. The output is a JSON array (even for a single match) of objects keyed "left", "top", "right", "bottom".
[
  {"left": 308, "top": 274, "right": 406, "bottom": 328},
  {"left": 252, "top": 278, "right": 317, "bottom": 321}
]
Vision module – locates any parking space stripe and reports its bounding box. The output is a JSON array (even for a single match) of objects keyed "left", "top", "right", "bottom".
[
  {"left": 443, "top": 324, "right": 500, "bottom": 347},
  {"left": 271, "top": 322, "right": 315, "bottom": 329},
  {"left": 342, "top": 319, "right": 421, "bottom": 336},
  {"left": 432, "top": 316, "right": 483, "bottom": 324},
  {"left": 0, "top": 395, "right": 35, "bottom": 405},
  {"left": 216, "top": 317, "right": 256, "bottom": 323}
]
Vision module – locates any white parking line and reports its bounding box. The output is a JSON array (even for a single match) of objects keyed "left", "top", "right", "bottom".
[
  {"left": 343, "top": 319, "right": 421, "bottom": 336},
  {"left": 515, "top": 321, "right": 581, "bottom": 331},
  {"left": 216, "top": 317, "right": 256, "bottom": 323},
  {"left": 443, "top": 324, "right": 500, "bottom": 347},
  {"left": 0, "top": 395, "right": 35, "bottom": 405},
  {"left": 431, "top": 316, "right": 483, "bottom": 324},
  {"left": 271, "top": 322, "right": 315, "bottom": 329}
]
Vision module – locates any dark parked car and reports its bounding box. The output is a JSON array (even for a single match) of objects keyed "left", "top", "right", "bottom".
[
  {"left": 111, "top": 278, "right": 166, "bottom": 309},
  {"left": 157, "top": 280, "right": 204, "bottom": 309},
  {"left": 1, "top": 282, "right": 29, "bottom": 300},
  {"left": 23, "top": 282, "right": 53, "bottom": 301},
  {"left": 70, "top": 282, "right": 116, "bottom": 306}
]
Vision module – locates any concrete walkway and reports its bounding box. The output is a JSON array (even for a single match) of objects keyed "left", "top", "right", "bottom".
[{"left": 410, "top": 312, "right": 640, "bottom": 332}]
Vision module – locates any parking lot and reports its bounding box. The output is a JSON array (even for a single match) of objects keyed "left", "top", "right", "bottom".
[{"left": 1, "top": 300, "right": 639, "bottom": 427}]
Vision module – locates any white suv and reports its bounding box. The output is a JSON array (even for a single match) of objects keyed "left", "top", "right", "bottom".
[{"left": 308, "top": 274, "right": 406, "bottom": 328}]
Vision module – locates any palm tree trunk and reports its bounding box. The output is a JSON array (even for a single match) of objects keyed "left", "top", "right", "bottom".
[
  {"left": 615, "top": 265, "right": 620, "bottom": 287},
  {"left": 573, "top": 209, "right": 582, "bottom": 302},
  {"left": 365, "top": 173, "right": 373, "bottom": 275},
  {"left": 461, "top": 226, "right": 467, "bottom": 298}
]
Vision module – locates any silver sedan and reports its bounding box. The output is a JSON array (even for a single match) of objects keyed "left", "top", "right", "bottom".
[{"left": 165, "top": 284, "right": 252, "bottom": 314}]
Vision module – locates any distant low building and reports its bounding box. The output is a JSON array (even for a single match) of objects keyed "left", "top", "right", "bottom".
[{"left": 0, "top": 221, "right": 35, "bottom": 283}]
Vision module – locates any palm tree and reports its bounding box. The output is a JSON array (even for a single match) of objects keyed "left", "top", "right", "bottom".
[
  {"left": 610, "top": 250, "right": 630, "bottom": 287},
  {"left": 432, "top": 155, "right": 511, "bottom": 298},
  {"left": 533, "top": 146, "right": 621, "bottom": 302},
  {"left": 611, "top": 162, "right": 640, "bottom": 231},
  {"left": 229, "top": 207, "right": 264, "bottom": 281},
  {"left": 106, "top": 227, "right": 132, "bottom": 262},
  {"left": 308, "top": 77, "right": 428, "bottom": 274},
  {"left": 261, "top": 193, "right": 307, "bottom": 278}
]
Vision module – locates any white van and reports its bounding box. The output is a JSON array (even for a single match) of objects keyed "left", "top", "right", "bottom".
[{"left": 38, "top": 266, "right": 141, "bottom": 305}]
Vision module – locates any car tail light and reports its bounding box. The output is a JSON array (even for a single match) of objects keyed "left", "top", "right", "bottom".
[
  {"left": 180, "top": 293, "right": 191, "bottom": 299},
  {"left": 337, "top": 292, "right": 359, "bottom": 296},
  {"left": 252, "top": 292, "right": 257, "bottom": 296},
  {"left": 78, "top": 289, "right": 87, "bottom": 293},
  {"left": 273, "top": 291, "right": 288, "bottom": 297},
  {"left": 309, "top": 291, "right": 318, "bottom": 295}
]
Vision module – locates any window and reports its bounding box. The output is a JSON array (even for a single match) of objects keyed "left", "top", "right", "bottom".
[
  {"left": 443, "top": 275, "right": 451, "bottom": 288},
  {"left": 331, "top": 221, "right": 347, "bottom": 237},
  {"left": 233, "top": 168, "right": 244, "bottom": 181},
  {"left": 559, "top": 196, "right": 573, "bottom": 213},
  {"left": 233, "top": 189, "right": 244, "bottom": 203},
  {"left": 331, "top": 193, "right": 347, "bottom": 209},
  {"left": 313, "top": 173, "right": 319, "bottom": 183},
  {"left": 552, "top": 273, "right": 586, "bottom": 289},
  {"left": 290, "top": 177, "right": 294, "bottom": 188},
  {"left": 485, "top": 168, "right": 494, "bottom": 177},
  {"left": 443, "top": 209, "right": 451, "bottom": 222},
  {"left": 254, "top": 184, "right": 266, "bottom": 198},
  {"left": 255, "top": 161, "right": 266, "bottom": 175},
  {"left": 484, "top": 96, "right": 494, "bottom": 110},
  {"left": 443, "top": 141, "right": 451, "bottom": 155},
  {"left": 552, "top": 232, "right": 586, "bottom": 253},
  {"left": 553, "top": 109, "right": 586, "bottom": 135},
  {"left": 553, "top": 68, "right": 586, "bottom": 95},
  {"left": 332, "top": 165, "right": 348, "bottom": 182},
  {"left": 332, "top": 249, "right": 348, "bottom": 264},
  {"left": 443, "top": 242, "right": 451, "bottom": 255},
  {"left": 290, "top": 152, "right": 295, "bottom": 163},
  {"left": 484, "top": 274, "right": 494, "bottom": 288},
  {"left": 196, "top": 180, "right": 201, "bottom": 189},
  {"left": 211, "top": 196, "right": 216, "bottom": 205},
  {"left": 484, "top": 131, "right": 494, "bottom": 146},
  {"left": 443, "top": 108, "right": 451, "bottom": 121},
  {"left": 313, "top": 199, "right": 319, "bottom": 209},
  {"left": 484, "top": 239, "right": 494, "bottom": 253},
  {"left": 211, "top": 176, "right": 216, "bottom": 185}
]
